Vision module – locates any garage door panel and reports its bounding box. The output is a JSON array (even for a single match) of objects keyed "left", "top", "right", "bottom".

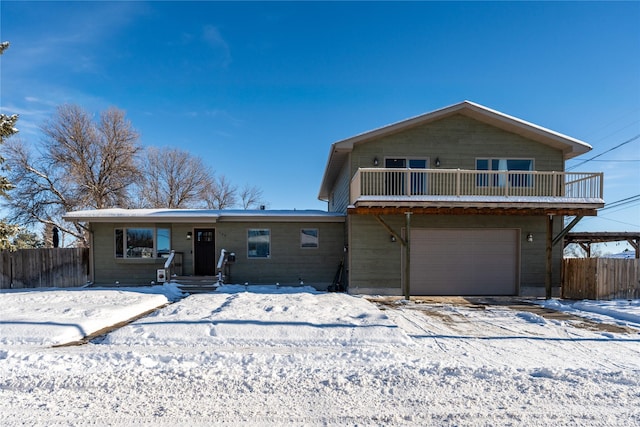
[{"left": 410, "top": 229, "right": 518, "bottom": 295}]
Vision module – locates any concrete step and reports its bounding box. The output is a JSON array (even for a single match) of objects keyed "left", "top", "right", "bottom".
[
  {"left": 170, "top": 276, "right": 220, "bottom": 294},
  {"left": 178, "top": 285, "right": 220, "bottom": 294}
]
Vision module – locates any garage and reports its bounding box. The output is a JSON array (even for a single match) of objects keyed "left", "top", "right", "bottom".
[{"left": 410, "top": 229, "right": 519, "bottom": 295}]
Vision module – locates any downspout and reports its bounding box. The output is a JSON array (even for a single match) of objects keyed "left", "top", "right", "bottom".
[{"left": 88, "top": 224, "right": 95, "bottom": 285}]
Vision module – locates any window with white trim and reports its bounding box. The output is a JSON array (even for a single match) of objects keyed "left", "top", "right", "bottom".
[
  {"left": 300, "top": 228, "right": 319, "bottom": 249},
  {"left": 385, "top": 157, "right": 429, "bottom": 195},
  {"left": 248, "top": 229, "right": 270, "bottom": 258},
  {"left": 476, "top": 158, "right": 534, "bottom": 188},
  {"left": 115, "top": 227, "right": 171, "bottom": 258}
]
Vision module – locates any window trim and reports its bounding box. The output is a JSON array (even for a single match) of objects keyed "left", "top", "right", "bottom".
[
  {"left": 475, "top": 157, "right": 535, "bottom": 188},
  {"left": 300, "top": 228, "right": 319, "bottom": 249},
  {"left": 247, "top": 228, "right": 271, "bottom": 259},
  {"left": 114, "top": 227, "right": 171, "bottom": 259}
]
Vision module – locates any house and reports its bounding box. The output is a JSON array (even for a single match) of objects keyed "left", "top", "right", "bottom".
[
  {"left": 62, "top": 209, "right": 346, "bottom": 288},
  {"left": 64, "top": 101, "right": 604, "bottom": 297},
  {"left": 318, "top": 101, "right": 603, "bottom": 297}
]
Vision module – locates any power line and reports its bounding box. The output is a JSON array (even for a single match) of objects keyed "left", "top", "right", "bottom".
[
  {"left": 567, "top": 133, "right": 640, "bottom": 171},
  {"left": 600, "top": 194, "right": 640, "bottom": 211},
  {"left": 593, "top": 215, "right": 640, "bottom": 228},
  {"left": 581, "top": 159, "right": 640, "bottom": 163}
]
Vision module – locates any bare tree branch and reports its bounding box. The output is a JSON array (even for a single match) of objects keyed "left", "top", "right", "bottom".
[
  {"left": 239, "top": 184, "right": 265, "bottom": 210},
  {"left": 201, "top": 174, "right": 237, "bottom": 209},
  {"left": 2, "top": 105, "right": 142, "bottom": 246},
  {"left": 135, "top": 146, "right": 213, "bottom": 208}
]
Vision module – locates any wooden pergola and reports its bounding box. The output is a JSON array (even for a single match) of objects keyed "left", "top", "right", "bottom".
[{"left": 564, "top": 232, "right": 640, "bottom": 259}]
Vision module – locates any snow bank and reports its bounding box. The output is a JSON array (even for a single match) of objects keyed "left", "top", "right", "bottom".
[
  {"left": 102, "top": 288, "right": 413, "bottom": 347},
  {"left": 0, "top": 284, "right": 182, "bottom": 346},
  {"left": 1, "top": 287, "right": 640, "bottom": 425},
  {"left": 540, "top": 298, "right": 640, "bottom": 328}
]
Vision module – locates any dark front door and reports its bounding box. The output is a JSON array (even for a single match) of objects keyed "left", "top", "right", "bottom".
[{"left": 194, "top": 228, "right": 216, "bottom": 275}]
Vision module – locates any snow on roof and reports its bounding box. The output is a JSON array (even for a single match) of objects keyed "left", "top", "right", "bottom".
[{"left": 63, "top": 208, "right": 345, "bottom": 223}]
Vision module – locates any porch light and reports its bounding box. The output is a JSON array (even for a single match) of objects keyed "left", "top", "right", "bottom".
[
  {"left": 390, "top": 235, "right": 397, "bottom": 242},
  {"left": 435, "top": 157, "right": 441, "bottom": 167},
  {"left": 186, "top": 231, "right": 193, "bottom": 240},
  {"left": 373, "top": 157, "right": 379, "bottom": 166},
  {"left": 527, "top": 233, "right": 533, "bottom": 243}
]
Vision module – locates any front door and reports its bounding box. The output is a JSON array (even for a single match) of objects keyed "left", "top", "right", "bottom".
[{"left": 194, "top": 228, "right": 216, "bottom": 275}]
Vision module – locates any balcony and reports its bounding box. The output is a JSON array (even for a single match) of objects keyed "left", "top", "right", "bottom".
[{"left": 349, "top": 168, "right": 604, "bottom": 213}]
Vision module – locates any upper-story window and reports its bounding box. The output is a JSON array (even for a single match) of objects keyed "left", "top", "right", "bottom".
[
  {"left": 385, "top": 158, "right": 428, "bottom": 195},
  {"left": 476, "top": 158, "right": 534, "bottom": 187}
]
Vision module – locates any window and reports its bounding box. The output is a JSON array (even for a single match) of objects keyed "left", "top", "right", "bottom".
[
  {"left": 300, "top": 229, "right": 319, "bottom": 249},
  {"left": 156, "top": 228, "right": 171, "bottom": 257},
  {"left": 114, "top": 227, "right": 171, "bottom": 258},
  {"left": 248, "top": 229, "right": 270, "bottom": 258},
  {"left": 385, "top": 157, "right": 428, "bottom": 195},
  {"left": 197, "top": 230, "right": 214, "bottom": 242},
  {"left": 476, "top": 158, "right": 533, "bottom": 187}
]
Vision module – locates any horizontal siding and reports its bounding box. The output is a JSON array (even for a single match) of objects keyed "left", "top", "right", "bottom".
[
  {"left": 330, "top": 163, "right": 351, "bottom": 213},
  {"left": 215, "top": 222, "right": 345, "bottom": 287},
  {"left": 91, "top": 221, "right": 345, "bottom": 289},
  {"left": 348, "top": 214, "right": 562, "bottom": 293},
  {"left": 350, "top": 114, "right": 564, "bottom": 178}
]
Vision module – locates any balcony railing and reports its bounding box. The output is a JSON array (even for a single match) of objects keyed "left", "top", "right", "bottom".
[{"left": 350, "top": 168, "right": 603, "bottom": 204}]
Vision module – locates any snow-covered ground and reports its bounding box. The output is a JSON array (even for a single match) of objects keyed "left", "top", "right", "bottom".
[{"left": 1, "top": 284, "right": 639, "bottom": 426}]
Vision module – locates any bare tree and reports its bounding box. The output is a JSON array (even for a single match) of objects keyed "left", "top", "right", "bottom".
[
  {"left": 201, "top": 174, "right": 238, "bottom": 209},
  {"left": 135, "top": 146, "right": 213, "bottom": 208},
  {"left": 3, "top": 105, "right": 142, "bottom": 246},
  {"left": 239, "top": 184, "right": 265, "bottom": 209}
]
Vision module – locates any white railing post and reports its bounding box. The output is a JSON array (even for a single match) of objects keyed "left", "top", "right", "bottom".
[{"left": 350, "top": 169, "right": 602, "bottom": 201}]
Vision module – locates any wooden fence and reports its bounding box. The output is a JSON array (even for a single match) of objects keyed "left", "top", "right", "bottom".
[
  {"left": 0, "top": 248, "right": 89, "bottom": 290},
  {"left": 562, "top": 258, "right": 640, "bottom": 300}
]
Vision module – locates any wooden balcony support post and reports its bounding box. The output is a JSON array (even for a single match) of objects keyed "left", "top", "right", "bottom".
[
  {"left": 404, "top": 211, "right": 412, "bottom": 300},
  {"left": 373, "top": 214, "right": 411, "bottom": 299},
  {"left": 546, "top": 214, "right": 554, "bottom": 299},
  {"left": 553, "top": 215, "right": 584, "bottom": 247}
]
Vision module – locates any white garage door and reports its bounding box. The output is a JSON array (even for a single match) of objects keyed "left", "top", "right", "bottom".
[{"left": 410, "top": 229, "right": 518, "bottom": 296}]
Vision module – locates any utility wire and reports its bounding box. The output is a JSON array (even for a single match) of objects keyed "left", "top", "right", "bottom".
[
  {"left": 599, "top": 194, "right": 640, "bottom": 211},
  {"left": 567, "top": 133, "right": 640, "bottom": 171}
]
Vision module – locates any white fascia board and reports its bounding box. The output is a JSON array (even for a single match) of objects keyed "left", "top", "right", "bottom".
[
  {"left": 63, "top": 208, "right": 345, "bottom": 224},
  {"left": 217, "top": 210, "right": 346, "bottom": 223},
  {"left": 63, "top": 208, "right": 221, "bottom": 223}
]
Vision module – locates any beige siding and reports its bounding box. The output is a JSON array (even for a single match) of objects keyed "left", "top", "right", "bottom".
[
  {"left": 329, "top": 162, "right": 351, "bottom": 213},
  {"left": 349, "top": 114, "right": 564, "bottom": 181},
  {"left": 348, "top": 214, "right": 562, "bottom": 295},
  {"left": 215, "top": 221, "right": 345, "bottom": 288},
  {"left": 91, "top": 222, "right": 176, "bottom": 284},
  {"left": 91, "top": 221, "right": 345, "bottom": 289}
]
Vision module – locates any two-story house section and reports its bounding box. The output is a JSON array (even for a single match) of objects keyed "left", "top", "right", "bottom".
[{"left": 318, "top": 101, "right": 604, "bottom": 297}]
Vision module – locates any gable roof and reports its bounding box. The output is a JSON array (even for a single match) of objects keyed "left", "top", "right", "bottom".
[{"left": 318, "top": 100, "right": 592, "bottom": 201}]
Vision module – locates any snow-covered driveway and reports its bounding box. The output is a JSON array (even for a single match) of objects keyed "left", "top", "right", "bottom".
[{"left": 1, "top": 285, "right": 639, "bottom": 426}]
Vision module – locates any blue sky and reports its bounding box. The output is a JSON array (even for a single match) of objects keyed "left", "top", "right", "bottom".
[{"left": 1, "top": 1, "right": 639, "bottom": 241}]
